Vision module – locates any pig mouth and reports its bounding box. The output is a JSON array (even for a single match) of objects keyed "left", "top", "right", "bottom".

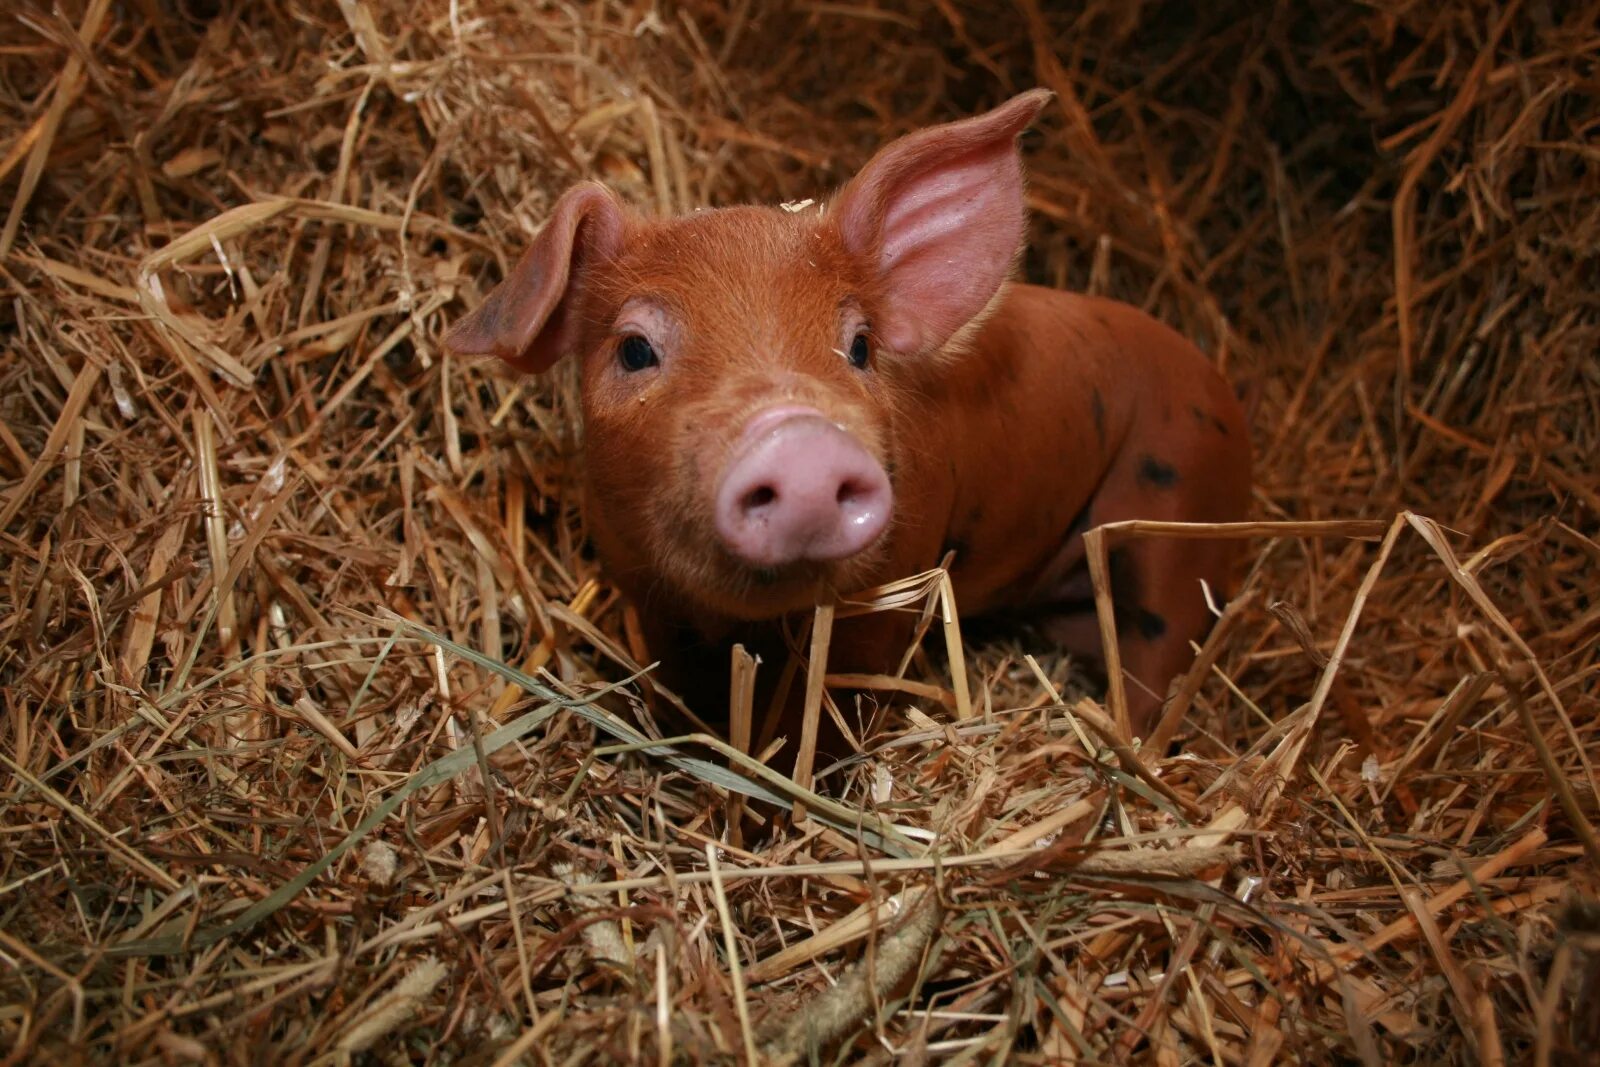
[{"left": 706, "top": 550, "right": 888, "bottom": 621}]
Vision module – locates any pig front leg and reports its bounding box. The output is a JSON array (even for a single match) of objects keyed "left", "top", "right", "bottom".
[{"left": 627, "top": 601, "right": 908, "bottom": 770}]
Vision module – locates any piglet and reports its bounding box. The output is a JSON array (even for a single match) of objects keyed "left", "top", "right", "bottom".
[{"left": 445, "top": 90, "right": 1251, "bottom": 754}]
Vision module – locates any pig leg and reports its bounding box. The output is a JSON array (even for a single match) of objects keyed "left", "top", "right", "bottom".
[
  {"left": 1043, "top": 412, "right": 1249, "bottom": 738},
  {"left": 750, "top": 610, "right": 921, "bottom": 766},
  {"left": 1101, "top": 523, "right": 1239, "bottom": 737},
  {"left": 630, "top": 603, "right": 910, "bottom": 770},
  {"left": 625, "top": 605, "right": 742, "bottom": 733}
]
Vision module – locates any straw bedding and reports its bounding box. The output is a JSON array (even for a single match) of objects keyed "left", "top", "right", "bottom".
[{"left": 1, "top": 0, "right": 1596, "bottom": 1063}]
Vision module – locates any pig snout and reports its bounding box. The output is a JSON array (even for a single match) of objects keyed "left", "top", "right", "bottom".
[{"left": 714, "top": 408, "right": 891, "bottom": 568}]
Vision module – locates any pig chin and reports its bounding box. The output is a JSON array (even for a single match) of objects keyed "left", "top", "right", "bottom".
[{"left": 686, "top": 543, "right": 890, "bottom": 623}]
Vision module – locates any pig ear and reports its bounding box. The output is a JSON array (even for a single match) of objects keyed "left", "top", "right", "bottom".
[
  {"left": 832, "top": 89, "right": 1052, "bottom": 357},
  {"left": 443, "top": 182, "right": 624, "bottom": 374}
]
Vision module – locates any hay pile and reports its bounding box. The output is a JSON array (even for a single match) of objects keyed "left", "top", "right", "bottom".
[{"left": 2, "top": 0, "right": 1596, "bottom": 1062}]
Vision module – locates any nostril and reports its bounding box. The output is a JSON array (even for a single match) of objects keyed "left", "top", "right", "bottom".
[
  {"left": 742, "top": 485, "right": 777, "bottom": 511},
  {"left": 836, "top": 479, "right": 866, "bottom": 505}
]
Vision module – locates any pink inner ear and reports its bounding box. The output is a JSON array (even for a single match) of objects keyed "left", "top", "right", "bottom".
[
  {"left": 834, "top": 90, "right": 1047, "bottom": 357},
  {"left": 872, "top": 144, "right": 1026, "bottom": 355}
]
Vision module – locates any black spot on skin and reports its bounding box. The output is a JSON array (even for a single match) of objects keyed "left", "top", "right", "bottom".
[
  {"left": 1134, "top": 608, "right": 1167, "bottom": 641},
  {"left": 1138, "top": 455, "right": 1179, "bottom": 488},
  {"left": 1091, "top": 390, "right": 1106, "bottom": 448},
  {"left": 964, "top": 504, "right": 984, "bottom": 529},
  {"left": 753, "top": 568, "right": 778, "bottom": 586}
]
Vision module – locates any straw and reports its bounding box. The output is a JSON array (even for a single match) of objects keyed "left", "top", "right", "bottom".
[{"left": 1, "top": 1, "right": 1594, "bottom": 1062}]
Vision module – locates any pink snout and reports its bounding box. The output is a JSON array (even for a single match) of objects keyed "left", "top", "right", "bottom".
[{"left": 715, "top": 409, "right": 892, "bottom": 568}]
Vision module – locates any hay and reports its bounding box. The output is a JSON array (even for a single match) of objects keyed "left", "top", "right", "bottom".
[{"left": 1, "top": 0, "right": 1596, "bottom": 1062}]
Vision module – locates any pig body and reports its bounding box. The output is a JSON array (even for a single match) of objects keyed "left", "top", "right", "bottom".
[{"left": 447, "top": 91, "right": 1252, "bottom": 751}]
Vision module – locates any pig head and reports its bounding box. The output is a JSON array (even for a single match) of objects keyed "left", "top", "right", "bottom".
[{"left": 446, "top": 91, "right": 1052, "bottom": 632}]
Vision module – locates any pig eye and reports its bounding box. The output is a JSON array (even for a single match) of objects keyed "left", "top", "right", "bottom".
[
  {"left": 617, "top": 335, "right": 659, "bottom": 372},
  {"left": 847, "top": 332, "right": 871, "bottom": 369}
]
